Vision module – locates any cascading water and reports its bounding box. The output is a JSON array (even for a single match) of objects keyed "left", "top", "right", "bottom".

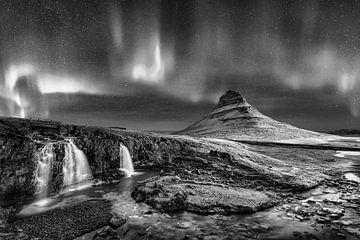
[
  {"left": 35, "top": 144, "right": 54, "bottom": 199},
  {"left": 119, "top": 144, "right": 135, "bottom": 177},
  {"left": 18, "top": 140, "right": 93, "bottom": 215},
  {"left": 63, "top": 139, "right": 92, "bottom": 189}
]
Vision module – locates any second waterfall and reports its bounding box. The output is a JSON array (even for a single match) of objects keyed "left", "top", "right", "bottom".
[
  {"left": 63, "top": 139, "right": 92, "bottom": 187},
  {"left": 119, "top": 144, "right": 135, "bottom": 177}
]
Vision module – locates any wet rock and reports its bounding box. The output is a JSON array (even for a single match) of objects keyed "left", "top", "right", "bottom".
[
  {"left": 137, "top": 228, "right": 147, "bottom": 236},
  {"left": 116, "top": 222, "right": 129, "bottom": 237},
  {"left": 316, "top": 210, "right": 328, "bottom": 216},
  {"left": 132, "top": 176, "right": 279, "bottom": 214},
  {"left": 323, "top": 188, "right": 337, "bottom": 194},
  {"left": 93, "top": 226, "right": 120, "bottom": 240},
  {"left": 307, "top": 199, "right": 317, "bottom": 204},
  {"left": 345, "top": 227, "right": 360, "bottom": 237},
  {"left": 329, "top": 213, "right": 343, "bottom": 219},
  {"left": 341, "top": 194, "right": 360, "bottom": 202},
  {"left": 322, "top": 206, "right": 344, "bottom": 215},
  {"left": 339, "top": 220, "right": 353, "bottom": 226},
  {"left": 316, "top": 216, "right": 331, "bottom": 224},
  {"left": 178, "top": 221, "right": 193, "bottom": 229},
  {"left": 343, "top": 202, "right": 358, "bottom": 209},
  {"left": 336, "top": 232, "right": 346, "bottom": 238},
  {"left": 109, "top": 215, "right": 126, "bottom": 229},
  {"left": 298, "top": 207, "right": 316, "bottom": 217},
  {"left": 295, "top": 215, "right": 308, "bottom": 221},
  {"left": 323, "top": 198, "right": 344, "bottom": 204}
]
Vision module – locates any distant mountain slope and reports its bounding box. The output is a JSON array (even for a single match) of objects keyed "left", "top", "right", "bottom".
[
  {"left": 327, "top": 129, "right": 360, "bottom": 136},
  {"left": 176, "top": 90, "right": 324, "bottom": 141}
]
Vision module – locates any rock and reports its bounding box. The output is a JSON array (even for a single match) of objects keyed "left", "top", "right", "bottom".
[
  {"left": 93, "top": 226, "right": 120, "bottom": 240},
  {"left": 322, "top": 206, "right": 344, "bottom": 215},
  {"left": 339, "top": 220, "right": 353, "bottom": 226},
  {"left": 329, "top": 213, "right": 343, "bottom": 219},
  {"left": 316, "top": 217, "right": 331, "bottom": 224},
  {"left": 178, "top": 221, "right": 193, "bottom": 229},
  {"left": 345, "top": 227, "right": 360, "bottom": 236},
  {"left": 137, "top": 228, "right": 147, "bottom": 236},
  {"left": 144, "top": 210, "right": 154, "bottom": 215},
  {"left": 132, "top": 176, "right": 278, "bottom": 214},
  {"left": 295, "top": 215, "right": 307, "bottom": 221},
  {"left": 336, "top": 232, "right": 346, "bottom": 238},
  {"left": 109, "top": 215, "right": 126, "bottom": 229},
  {"left": 316, "top": 210, "right": 328, "bottom": 216},
  {"left": 298, "top": 207, "right": 316, "bottom": 217},
  {"left": 203, "top": 235, "right": 218, "bottom": 240},
  {"left": 280, "top": 192, "right": 292, "bottom": 198},
  {"left": 323, "top": 188, "right": 337, "bottom": 194},
  {"left": 116, "top": 223, "right": 129, "bottom": 237},
  {"left": 307, "top": 199, "right": 317, "bottom": 204},
  {"left": 343, "top": 202, "right": 358, "bottom": 209}
]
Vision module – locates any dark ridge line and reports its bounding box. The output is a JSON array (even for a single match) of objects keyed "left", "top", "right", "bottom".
[
  {"left": 220, "top": 117, "right": 274, "bottom": 122},
  {"left": 207, "top": 106, "right": 263, "bottom": 118},
  {"left": 230, "top": 139, "right": 360, "bottom": 151}
]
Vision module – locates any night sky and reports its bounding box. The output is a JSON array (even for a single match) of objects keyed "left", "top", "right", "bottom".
[{"left": 0, "top": 0, "right": 360, "bottom": 131}]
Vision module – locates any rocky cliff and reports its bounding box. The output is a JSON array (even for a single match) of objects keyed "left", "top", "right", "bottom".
[{"left": 0, "top": 112, "right": 333, "bottom": 214}]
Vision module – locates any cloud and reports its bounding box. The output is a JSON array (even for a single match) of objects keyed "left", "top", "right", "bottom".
[{"left": 1, "top": 0, "right": 360, "bottom": 129}]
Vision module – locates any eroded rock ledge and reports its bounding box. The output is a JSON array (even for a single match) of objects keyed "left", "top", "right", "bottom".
[
  {"left": 132, "top": 176, "right": 279, "bottom": 214},
  {"left": 0, "top": 117, "right": 329, "bottom": 202}
]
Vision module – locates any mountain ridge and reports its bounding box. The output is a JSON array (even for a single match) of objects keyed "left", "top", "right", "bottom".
[{"left": 176, "top": 90, "right": 323, "bottom": 141}]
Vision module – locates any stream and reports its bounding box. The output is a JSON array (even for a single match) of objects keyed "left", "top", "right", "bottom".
[{"left": 11, "top": 140, "right": 360, "bottom": 240}]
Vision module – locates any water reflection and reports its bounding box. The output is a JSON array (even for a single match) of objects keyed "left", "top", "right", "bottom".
[
  {"left": 17, "top": 170, "right": 158, "bottom": 218},
  {"left": 334, "top": 150, "right": 360, "bottom": 183}
]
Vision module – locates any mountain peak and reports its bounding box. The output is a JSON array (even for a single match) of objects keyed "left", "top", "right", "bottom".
[
  {"left": 177, "top": 89, "right": 320, "bottom": 141},
  {"left": 217, "top": 90, "right": 247, "bottom": 108}
]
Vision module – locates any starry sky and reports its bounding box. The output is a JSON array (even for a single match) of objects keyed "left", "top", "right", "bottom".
[{"left": 0, "top": 0, "right": 360, "bottom": 132}]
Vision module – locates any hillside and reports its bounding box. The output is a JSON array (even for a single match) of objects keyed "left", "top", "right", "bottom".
[{"left": 177, "top": 90, "right": 324, "bottom": 141}]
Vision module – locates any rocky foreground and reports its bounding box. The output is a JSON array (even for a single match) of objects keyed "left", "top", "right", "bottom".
[{"left": 0, "top": 91, "right": 359, "bottom": 239}]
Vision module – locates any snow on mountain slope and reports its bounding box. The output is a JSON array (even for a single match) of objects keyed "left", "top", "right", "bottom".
[{"left": 176, "top": 90, "right": 324, "bottom": 141}]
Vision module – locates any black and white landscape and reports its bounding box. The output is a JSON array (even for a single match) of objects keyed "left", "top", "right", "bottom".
[
  {"left": 0, "top": 90, "right": 359, "bottom": 240},
  {"left": 1, "top": 1, "right": 360, "bottom": 240}
]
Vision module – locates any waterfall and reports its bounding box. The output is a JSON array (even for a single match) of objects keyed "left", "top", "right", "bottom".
[
  {"left": 63, "top": 139, "right": 92, "bottom": 188},
  {"left": 119, "top": 144, "right": 135, "bottom": 177},
  {"left": 35, "top": 144, "right": 54, "bottom": 199}
]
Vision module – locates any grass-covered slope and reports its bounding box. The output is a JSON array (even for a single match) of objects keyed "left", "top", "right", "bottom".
[{"left": 176, "top": 90, "right": 325, "bottom": 141}]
